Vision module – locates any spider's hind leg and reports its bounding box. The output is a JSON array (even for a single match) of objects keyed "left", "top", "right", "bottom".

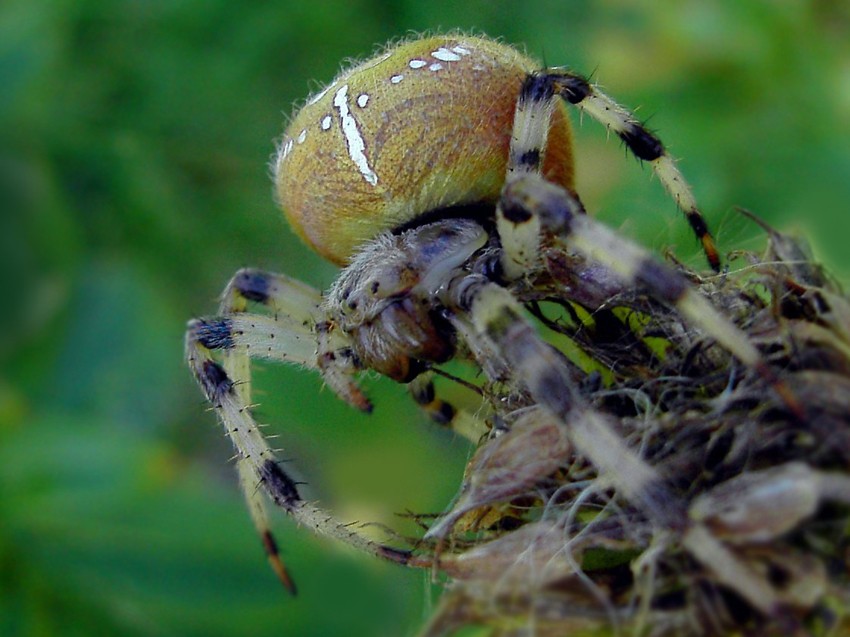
[{"left": 502, "top": 69, "right": 719, "bottom": 272}]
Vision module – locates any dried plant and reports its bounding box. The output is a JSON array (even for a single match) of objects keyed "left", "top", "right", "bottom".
[{"left": 413, "top": 218, "right": 850, "bottom": 637}]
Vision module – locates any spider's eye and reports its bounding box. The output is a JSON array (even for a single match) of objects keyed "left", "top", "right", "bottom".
[{"left": 273, "top": 35, "right": 576, "bottom": 266}]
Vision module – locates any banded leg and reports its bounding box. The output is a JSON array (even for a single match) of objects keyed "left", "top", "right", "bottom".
[
  {"left": 439, "top": 273, "right": 683, "bottom": 527},
  {"left": 187, "top": 270, "right": 410, "bottom": 592},
  {"left": 218, "top": 267, "right": 325, "bottom": 318},
  {"left": 499, "top": 172, "right": 802, "bottom": 418},
  {"left": 408, "top": 372, "right": 489, "bottom": 443},
  {"left": 501, "top": 70, "right": 719, "bottom": 273},
  {"left": 220, "top": 268, "right": 371, "bottom": 411},
  {"left": 212, "top": 268, "right": 323, "bottom": 592}
]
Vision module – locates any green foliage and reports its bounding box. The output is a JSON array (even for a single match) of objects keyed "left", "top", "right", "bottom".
[{"left": 2, "top": 1, "right": 848, "bottom": 635}]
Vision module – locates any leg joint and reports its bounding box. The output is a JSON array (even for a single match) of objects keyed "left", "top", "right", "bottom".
[
  {"left": 502, "top": 174, "right": 582, "bottom": 236},
  {"left": 618, "top": 124, "right": 665, "bottom": 162},
  {"left": 519, "top": 72, "right": 556, "bottom": 105},
  {"left": 259, "top": 459, "right": 302, "bottom": 509},
  {"left": 510, "top": 148, "right": 541, "bottom": 172},
  {"left": 190, "top": 318, "right": 235, "bottom": 350},
  {"left": 199, "top": 359, "right": 235, "bottom": 403},
  {"left": 233, "top": 268, "right": 272, "bottom": 304},
  {"left": 556, "top": 74, "right": 591, "bottom": 104}
]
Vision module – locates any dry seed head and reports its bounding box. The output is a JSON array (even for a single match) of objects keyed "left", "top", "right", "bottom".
[{"left": 418, "top": 223, "right": 850, "bottom": 636}]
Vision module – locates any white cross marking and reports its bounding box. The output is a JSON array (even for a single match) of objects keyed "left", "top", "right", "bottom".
[{"left": 333, "top": 85, "right": 378, "bottom": 186}]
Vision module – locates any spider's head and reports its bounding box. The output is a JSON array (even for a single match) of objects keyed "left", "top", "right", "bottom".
[{"left": 273, "top": 34, "right": 575, "bottom": 265}]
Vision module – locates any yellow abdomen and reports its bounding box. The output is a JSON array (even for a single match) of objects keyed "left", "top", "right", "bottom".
[{"left": 274, "top": 35, "right": 575, "bottom": 265}]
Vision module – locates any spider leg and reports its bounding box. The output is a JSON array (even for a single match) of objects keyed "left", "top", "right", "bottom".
[
  {"left": 408, "top": 372, "right": 489, "bottom": 443},
  {"left": 218, "top": 267, "right": 325, "bottom": 319},
  {"left": 219, "top": 268, "right": 371, "bottom": 411},
  {"left": 500, "top": 173, "right": 803, "bottom": 418},
  {"left": 409, "top": 373, "right": 455, "bottom": 425},
  {"left": 502, "top": 70, "right": 720, "bottom": 271},
  {"left": 186, "top": 269, "right": 410, "bottom": 592}
]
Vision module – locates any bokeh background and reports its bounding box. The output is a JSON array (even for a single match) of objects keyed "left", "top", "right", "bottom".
[{"left": 2, "top": 1, "right": 849, "bottom": 635}]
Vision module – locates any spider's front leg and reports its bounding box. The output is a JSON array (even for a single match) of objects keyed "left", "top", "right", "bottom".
[
  {"left": 186, "top": 268, "right": 410, "bottom": 593},
  {"left": 500, "top": 172, "right": 802, "bottom": 418}
]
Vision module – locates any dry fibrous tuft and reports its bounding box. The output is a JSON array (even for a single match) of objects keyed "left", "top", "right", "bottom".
[{"left": 415, "top": 221, "right": 850, "bottom": 637}]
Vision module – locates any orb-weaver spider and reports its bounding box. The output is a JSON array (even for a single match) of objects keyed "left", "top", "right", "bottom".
[{"left": 186, "top": 34, "right": 802, "bottom": 606}]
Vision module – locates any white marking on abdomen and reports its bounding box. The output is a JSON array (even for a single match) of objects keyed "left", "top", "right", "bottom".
[
  {"left": 409, "top": 59, "right": 426, "bottom": 69},
  {"left": 452, "top": 45, "right": 471, "bottom": 56},
  {"left": 432, "top": 47, "right": 461, "bottom": 62},
  {"left": 429, "top": 63, "right": 443, "bottom": 71},
  {"left": 321, "top": 115, "right": 332, "bottom": 130},
  {"left": 333, "top": 84, "right": 378, "bottom": 186},
  {"left": 390, "top": 74, "right": 404, "bottom": 84},
  {"left": 356, "top": 93, "right": 369, "bottom": 108}
]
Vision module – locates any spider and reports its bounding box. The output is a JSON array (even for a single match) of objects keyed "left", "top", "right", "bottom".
[{"left": 185, "top": 34, "right": 800, "bottom": 596}]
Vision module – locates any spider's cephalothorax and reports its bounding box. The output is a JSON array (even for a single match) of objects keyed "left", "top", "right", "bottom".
[{"left": 186, "top": 34, "right": 824, "bottom": 630}]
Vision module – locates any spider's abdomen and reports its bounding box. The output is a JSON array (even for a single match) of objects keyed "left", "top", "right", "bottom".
[{"left": 274, "top": 35, "right": 576, "bottom": 265}]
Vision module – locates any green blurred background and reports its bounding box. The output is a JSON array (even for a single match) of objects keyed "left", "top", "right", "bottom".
[{"left": 2, "top": 1, "right": 848, "bottom": 635}]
